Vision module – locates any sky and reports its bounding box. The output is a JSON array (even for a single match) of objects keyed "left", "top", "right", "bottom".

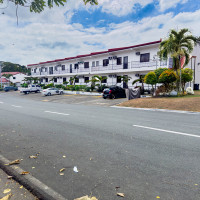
[{"left": 0, "top": 0, "right": 200, "bottom": 65}]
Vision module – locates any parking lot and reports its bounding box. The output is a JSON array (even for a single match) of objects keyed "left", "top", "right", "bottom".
[{"left": 2, "top": 91, "right": 127, "bottom": 107}]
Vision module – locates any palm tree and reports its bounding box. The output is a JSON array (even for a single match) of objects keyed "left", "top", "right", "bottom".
[
  {"left": 119, "top": 75, "right": 131, "bottom": 88},
  {"left": 159, "top": 28, "right": 197, "bottom": 92},
  {"left": 93, "top": 75, "right": 107, "bottom": 86},
  {"left": 69, "top": 75, "right": 77, "bottom": 86}
]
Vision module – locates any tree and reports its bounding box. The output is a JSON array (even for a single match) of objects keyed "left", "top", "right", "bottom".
[
  {"left": 178, "top": 68, "right": 193, "bottom": 93},
  {"left": 158, "top": 28, "right": 197, "bottom": 92},
  {"left": 0, "top": 0, "right": 98, "bottom": 13},
  {"left": 89, "top": 76, "right": 99, "bottom": 91},
  {"left": 93, "top": 75, "right": 107, "bottom": 86},
  {"left": 119, "top": 75, "right": 131, "bottom": 88},
  {"left": 144, "top": 72, "right": 157, "bottom": 92},
  {"left": 158, "top": 70, "right": 177, "bottom": 92},
  {"left": 2, "top": 74, "right": 13, "bottom": 79},
  {"left": 69, "top": 75, "right": 77, "bottom": 86},
  {"left": 154, "top": 68, "right": 168, "bottom": 82}
]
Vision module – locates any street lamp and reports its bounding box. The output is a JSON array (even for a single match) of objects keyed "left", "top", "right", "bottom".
[{"left": 153, "top": 55, "right": 159, "bottom": 70}]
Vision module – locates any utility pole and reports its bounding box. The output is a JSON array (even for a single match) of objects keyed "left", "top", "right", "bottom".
[
  {"left": 179, "top": 55, "right": 182, "bottom": 93},
  {"left": 0, "top": 61, "right": 3, "bottom": 88}
]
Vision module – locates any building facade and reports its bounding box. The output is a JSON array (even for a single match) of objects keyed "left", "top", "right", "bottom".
[{"left": 27, "top": 40, "right": 200, "bottom": 89}]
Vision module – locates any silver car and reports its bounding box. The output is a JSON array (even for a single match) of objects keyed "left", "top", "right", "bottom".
[{"left": 42, "top": 88, "right": 64, "bottom": 96}]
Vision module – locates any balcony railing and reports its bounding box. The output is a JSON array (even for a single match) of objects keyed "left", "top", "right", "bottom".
[{"left": 31, "top": 60, "right": 168, "bottom": 76}]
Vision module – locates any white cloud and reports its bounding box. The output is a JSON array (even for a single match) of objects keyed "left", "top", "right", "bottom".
[
  {"left": 159, "top": 0, "right": 188, "bottom": 11},
  {"left": 0, "top": 1, "right": 200, "bottom": 66}
]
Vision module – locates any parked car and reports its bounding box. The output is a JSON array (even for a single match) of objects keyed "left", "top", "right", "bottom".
[
  {"left": 20, "top": 84, "right": 41, "bottom": 94},
  {"left": 103, "top": 86, "right": 126, "bottom": 99},
  {"left": 4, "top": 86, "right": 18, "bottom": 92},
  {"left": 42, "top": 88, "right": 64, "bottom": 96}
]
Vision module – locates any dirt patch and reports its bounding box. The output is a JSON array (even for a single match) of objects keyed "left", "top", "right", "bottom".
[{"left": 119, "top": 93, "right": 200, "bottom": 112}]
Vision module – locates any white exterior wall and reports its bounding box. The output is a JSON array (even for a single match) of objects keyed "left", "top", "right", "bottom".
[
  {"left": 28, "top": 41, "right": 200, "bottom": 89},
  {"left": 9, "top": 73, "right": 27, "bottom": 86}
]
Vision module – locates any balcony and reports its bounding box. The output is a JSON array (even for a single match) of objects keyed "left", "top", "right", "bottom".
[{"left": 31, "top": 60, "right": 167, "bottom": 76}]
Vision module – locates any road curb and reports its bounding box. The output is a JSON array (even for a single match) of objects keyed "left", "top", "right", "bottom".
[
  {"left": 0, "top": 155, "right": 67, "bottom": 200},
  {"left": 111, "top": 105, "right": 200, "bottom": 115}
]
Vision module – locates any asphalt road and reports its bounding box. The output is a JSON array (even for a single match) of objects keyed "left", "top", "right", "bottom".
[{"left": 0, "top": 92, "right": 200, "bottom": 200}]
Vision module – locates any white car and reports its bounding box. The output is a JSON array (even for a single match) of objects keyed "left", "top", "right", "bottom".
[{"left": 42, "top": 88, "right": 64, "bottom": 96}]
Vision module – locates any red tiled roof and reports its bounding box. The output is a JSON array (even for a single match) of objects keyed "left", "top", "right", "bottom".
[
  {"left": 27, "top": 40, "right": 161, "bottom": 67},
  {"left": 0, "top": 78, "right": 10, "bottom": 83},
  {"left": 1, "top": 72, "right": 21, "bottom": 75}
]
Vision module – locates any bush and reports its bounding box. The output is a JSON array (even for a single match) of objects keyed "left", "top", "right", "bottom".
[
  {"left": 154, "top": 68, "right": 168, "bottom": 81},
  {"left": 85, "top": 87, "right": 91, "bottom": 92},
  {"left": 158, "top": 70, "right": 177, "bottom": 92},
  {"left": 144, "top": 72, "right": 157, "bottom": 89},
  {"left": 43, "top": 83, "right": 54, "bottom": 89},
  {"left": 21, "top": 83, "right": 28, "bottom": 88},
  {"left": 55, "top": 84, "right": 63, "bottom": 88},
  {"left": 97, "top": 85, "right": 108, "bottom": 92}
]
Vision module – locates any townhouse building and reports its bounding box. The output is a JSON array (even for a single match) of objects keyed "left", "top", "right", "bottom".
[{"left": 27, "top": 40, "right": 200, "bottom": 89}]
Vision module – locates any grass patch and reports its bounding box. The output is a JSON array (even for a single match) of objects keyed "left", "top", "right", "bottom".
[{"left": 119, "top": 90, "right": 200, "bottom": 112}]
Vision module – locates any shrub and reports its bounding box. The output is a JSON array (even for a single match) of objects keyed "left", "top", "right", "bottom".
[
  {"left": 55, "top": 84, "right": 63, "bottom": 88},
  {"left": 21, "top": 83, "right": 28, "bottom": 88},
  {"left": 85, "top": 87, "right": 91, "bottom": 92},
  {"left": 97, "top": 85, "right": 108, "bottom": 92},
  {"left": 158, "top": 70, "right": 177, "bottom": 92},
  {"left": 144, "top": 72, "right": 157, "bottom": 89},
  {"left": 43, "top": 83, "right": 54, "bottom": 89},
  {"left": 154, "top": 68, "right": 168, "bottom": 81}
]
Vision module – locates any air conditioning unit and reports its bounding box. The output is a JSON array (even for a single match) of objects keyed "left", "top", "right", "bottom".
[
  {"left": 108, "top": 75, "right": 113, "bottom": 78},
  {"left": 78, "top": 75, "right": 84, "bottom": 78},
  {"left": 135, "top": 74, "right": 140, "bottom": 77},
  {"left": 108, "top": 56, "right": 113, "bottom": 60},
  {"left": 136, "top": 52, "right": 140, "bottom": 56},
  {"left": 113, "top": 74, "right": 117, "bottom": 78},
  {"left": 113, "top": 56, "right": 117, "bottom": 59}
]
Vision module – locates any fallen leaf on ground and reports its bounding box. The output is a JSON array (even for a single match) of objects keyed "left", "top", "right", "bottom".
[
  {"left": 60, "top": 168, "right": 65, "bottom": 172},
  {"left": 21, "top": 171, "right": 30, "bottom": 175},
  {"left": 0, "top": 193, "right": 12, "bottom": 200},
  {"left": 3, "top": 189, "right": 11, "bottom": 194},
  {"left": 117, "top": 193, "right": 125, "bottom": 197},
  {"left": 156, "top": 196, "right": 160, "bottom": 199},
  {"left": 6, "top": 159, "right": 20, "bottom": 165},
  {"left": 63, "top": 155, "right": 66, "bottom": 158},
  {"left": 20, "top": 186, "right": 23, "bottom": 189},
  {"left": 74, "top": 195, "right": 98, "bottom": 200},
  {"left": 29, "top": 155, "right": 37, "bottom": 159},
  {"left": 32, "top": 167, "right": 35, "bottom": 169},
  {"left": 59, "top": 173, "right": 64, "bottom": 176},
  {"left": 7, "top": 176, "right": 12, "bottom": 179}
]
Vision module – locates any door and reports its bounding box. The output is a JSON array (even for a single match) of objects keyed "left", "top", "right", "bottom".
[
  {"left": 70, "top": 64, "right": 72, "bottom": 73},
  {"left": 123, "top": 56, "right": 128, "bottom": 69},
  {"left": 49, "top": 67, "right": 53, "bottom": 75}
]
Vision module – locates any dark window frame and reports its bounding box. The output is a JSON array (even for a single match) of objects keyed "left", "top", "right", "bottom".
[
  {"left": 140, "top": 53, "right": 150, "bottom": 62},
  {"left": 62, "top": 65, "right": 65, "bottom": 70},
  {"left": 117, "top": 76, "right": 121, "bottom": 83},
  {"left": 75, "top": 77, "right": 79, "bottom": 83},
  {"left": 103, "top": 59, "right": 109, "bottom": 66},
  {"left": 117, "top": 57, "right": 122, "bottom": 65},
  {"left": 84, "top": 62, "right": 89, "bottom": 68},
  {"left": 84, "top": 77, "right": 89, "bottom": 83},
  {"left": 101, "top": 76, "right": 107, "bottom": 83}
]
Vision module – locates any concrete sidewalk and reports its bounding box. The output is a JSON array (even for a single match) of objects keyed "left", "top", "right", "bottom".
[{"left": 0, "top": 168, "right": 37, "bottom": 200}]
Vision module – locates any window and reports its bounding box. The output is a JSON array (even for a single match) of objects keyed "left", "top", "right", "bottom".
[
  {"left": 13, "top": 77, "right": 16, "bottom": 79},
  {"left": 103, "top": 59, "right": 109, "bottom": 66},
  {"left": 117, "top": 57, "right": 122, "bottom": 65},
  {"left": 92, "top": 61, "right": 95, "bottom": 67},
  {"left": 96, "top": 61, "right": 99, "bottom": 66},
  {"left": 54, "top": 78, "right": 57, "bottom": 83},
  {"left": 45, "top": 78, "right": 48, "bottom": 82},
  {"left": 45, "top": 68, "right": 47, "bottom": 72},
  {"left": 102, "top": 76, "right": 107, "bottom": 83},
  {"left": 54, "top": 66, "right": 57, "bottom": 71},
  {"left": 62, "top": 65, "right": 65, "bottom": 70},
  {"left": 84, "top": 62, "right": 89, "bottom": 68},
  {"left": 63, "top": 78, "right": 66, "bottom": 82},
  {"left": 140, "top": 53, "right": 150, "bottom": 62},
  {"left": 34, "top": 69, "right": 36, "bottom": 73},
  {"left": 84, "top": 77, "right": 89, "bottom": 83},
  {"left": 117, "top": 76, "right": 121, "bottom": 83},
  {"left": 74, "top": 64, "right": 78, "bottom": 69},
  {"left": 75, "top": 77, "right": 79, "bottom": 83}
]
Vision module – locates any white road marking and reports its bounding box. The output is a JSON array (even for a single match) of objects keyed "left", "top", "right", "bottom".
[
  {"left": 44, "top": 111, "right": 70, "bottom": 116},
  {"left": 11, "top": 105, "right": 22, "bottom": 108},
  {"left": 133, "top": 125, "right": 200, "bottom": 138}
]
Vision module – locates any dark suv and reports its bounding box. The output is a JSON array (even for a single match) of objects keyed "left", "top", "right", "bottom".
[
  {"left": 4, "top": 86, "right": 18, "bottom": 92},
  {"left": 103, "top": 86, "right": 126, "bottom": 99}
]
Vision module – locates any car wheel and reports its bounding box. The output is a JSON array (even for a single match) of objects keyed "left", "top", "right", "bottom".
[
  {"left": 47, "top": 92, "right": 51, "bottom": 96},
  {"left": 103, "top": 96, "right": 106, "bottom": 99},
  {"left": 60, "top": 91, "right": 63, "bottom": 95}
]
